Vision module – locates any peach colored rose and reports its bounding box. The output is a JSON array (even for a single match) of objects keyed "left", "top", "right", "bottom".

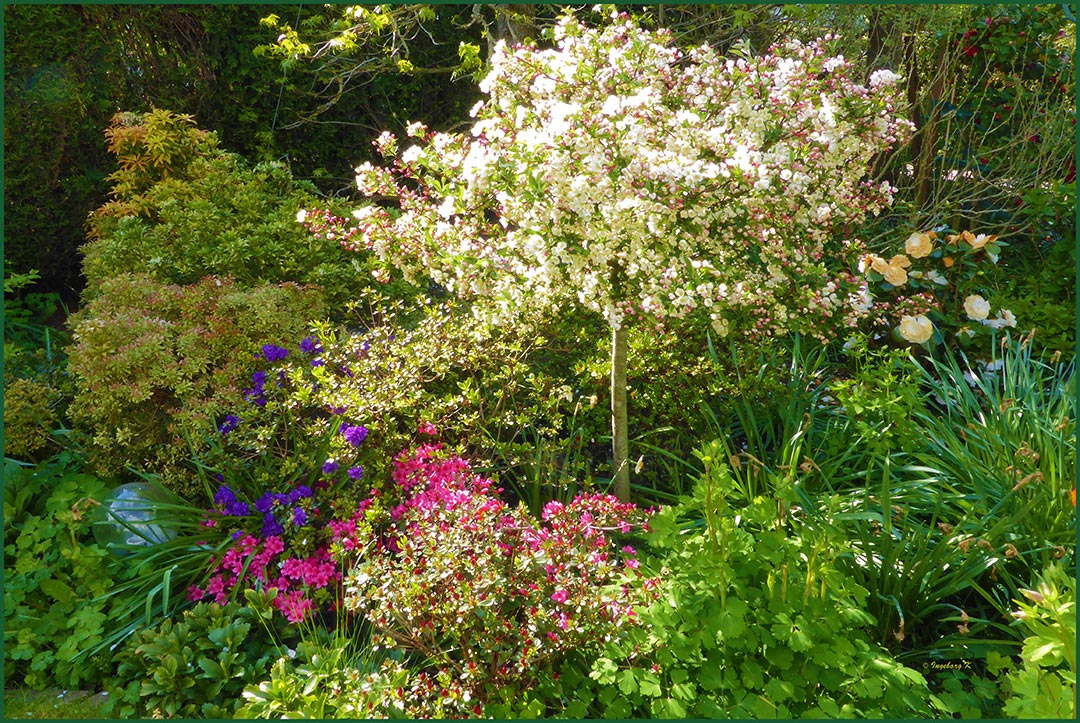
[
  {"left": 898, "top": 314, "right": 933, "bottom": 344},
  {"left": 904, "top": 231, "right": 934, "bottom": 259}
]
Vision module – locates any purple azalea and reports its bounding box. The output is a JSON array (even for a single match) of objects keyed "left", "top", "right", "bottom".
[
  {"left": 255, "top": 491, "right": 286, "bottom": 514},
  {"left": 339, "top": 423, "right": 369, "bottom": 447},
  {"left": 261, "top": 344, "right": 290, "bottom": 362},
  {"left": 213, "top": 485, "right": 237, "bottom": 507},
  {"left": 261, "top": 512, "right": 284, "bottom": 537},
  {"left": 225, "top": 500, "right": 251, "bottom": 517},
  {"left": 300, "top": 336, "right": 323, "bottom": 354},
  {"left": 218, "top": 414, "right": 240, "bottom": 435},
  {"left": 322, "top": 460, "right": 340, "bottom": 476},
  {"left": 293, "top": 507, "right": 308, "bottom": 526},
  {"left": 311, "top": 358, "right": 325, "bottom": 367},
  {"left": 347, "top": 466, "right": 364, "bottom": 481}
]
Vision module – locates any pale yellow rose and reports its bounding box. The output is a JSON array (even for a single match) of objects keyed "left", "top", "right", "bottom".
[
  {"left": 904, "top": 232, "right": 934, "bottom": 259},
  {"left": 963, "top": 294, "right": 991, "bottom": 321},
  {"left": 898, "top": 314, "right": 934, "bottom": 344},
  {"left": 883, "top": 265, "right": 909, "bottom": 286},
  {"left": 867, "top": 254, "right": 889, "bottom": 275},
  {"left": 880, "top": 254, "right": 911, "bottom": 286}
]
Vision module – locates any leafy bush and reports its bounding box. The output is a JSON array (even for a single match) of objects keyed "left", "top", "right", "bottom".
[
  {"left": 3, "top": 377, "right": 60, "bottom": 460},
  {"left": 3, "top": 454, "right": 116, "bottom": 690},
  {"left": 997, "top": 231, "right": 1076, "bottom": 356},
  {"left": 861, "top": 227, "right": 1018, "bottom": 355},
  {"left": 340, "top": 443, "right": 652, "bottom": 717},
  {"left": 237, "top": 632, "right": 383, "bottom": 719},
  {"left": 1001, "top": 563, "right": 1076, "bottom": 719},
  {"left": 81, "top": 109, "right": 399, "bottom": 310},
  {"left": 558, "top": 450, "right": 936, "bottom": 718},
  {"left": 104, "top": 599, "right": 293, "bottom": 719},
  {"left": 66, "top": 273, "right": 326, "bottom": 497}
]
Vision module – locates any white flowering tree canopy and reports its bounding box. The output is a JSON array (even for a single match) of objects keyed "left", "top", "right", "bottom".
[{"left": 342, "top": 12, "right": 912, "bottom": 343}]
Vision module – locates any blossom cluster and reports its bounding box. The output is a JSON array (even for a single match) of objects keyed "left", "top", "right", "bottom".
[
  {"left": 304, "top": 12, "right": 911, "bottom": 344},
  {"left": 860, "top": 228, "right": 1016, "bottom": 350},
  {"left": 188, "top": 533, "right": 340, "bottom": 623},
  {"left": 343, "top": 442, "right": 657, "bottom": 711},
  {"left": 194, "top": 333, "right": 384, "bottom": 623}
]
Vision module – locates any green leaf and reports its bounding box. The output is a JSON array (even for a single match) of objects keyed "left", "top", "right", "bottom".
[
  {"left": 671, "top": 681, "right": 696, "bottom": 701},
  {"left": 197, "top": 657, "right": 225, "bottom": 680},
  {"left": 764, "top": 676, "right": 795, "bottom": 702},
  {"left": 38, "top": 578, "right": 74, "bottom": 603},
  {"left": 638, "top": 671, "right": 663, "bottom": 697},
  {"left": 652, "top": 697, "right": 687, "bottom": 718},
  {"left": 1023, "top": 638, "right": 1063, "bottom": 666},
  {"left": 617, "top": 669, "right": 638, "bottom": 696},
  {"left": 590, "top": 657, "right": 618, "bottom": 685}
]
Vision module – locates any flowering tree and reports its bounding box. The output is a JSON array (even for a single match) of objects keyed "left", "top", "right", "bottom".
[{"left": 311, "top": 12, "right": 912, "bottom": 500}]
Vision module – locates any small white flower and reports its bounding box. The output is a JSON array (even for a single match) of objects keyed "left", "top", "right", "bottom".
[
  {"left": 401, "top": 145, "right": 422, "bottom": 164},
  {"left": 295, "top": 209, "right": 307, "bottom": 224},
  {"left": 868, "top": 69, "right": 901, "bottom": 88}
]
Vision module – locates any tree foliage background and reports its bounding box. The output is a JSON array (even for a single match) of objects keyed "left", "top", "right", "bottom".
[{"left": 3, "top": 3, "right": 1074, "bottom": 317}]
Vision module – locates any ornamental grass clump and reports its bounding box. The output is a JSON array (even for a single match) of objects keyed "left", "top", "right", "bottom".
[
  {"left": 342, "top": 442, "right": 655, "bottom": 717},
  {"left": 306, "top": 10, "right": 913, "bottom": 499}
]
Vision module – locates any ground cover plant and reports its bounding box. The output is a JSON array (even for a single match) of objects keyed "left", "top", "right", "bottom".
[{"left": 3, "top": 5, "right": 1074, "bottom": 720}]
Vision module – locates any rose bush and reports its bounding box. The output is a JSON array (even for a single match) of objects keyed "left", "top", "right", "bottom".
[{"left": 859, "top": 227, "right": 1017, "bottom": 353}]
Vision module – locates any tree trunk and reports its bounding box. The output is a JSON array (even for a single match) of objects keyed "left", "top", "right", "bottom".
[{"left": 611, "top": 324, "right": 630, "bottom": 502}]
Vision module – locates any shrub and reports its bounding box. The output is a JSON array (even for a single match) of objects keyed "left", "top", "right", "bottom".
[
  {"left": 340, "top": 443, "right": 653, "bottom": 717},
  {"left": 237, "top": 633, "right": 383, "bottom": 719},
  {"left": 860, "top": 227, "right": 1018, "bottom": 356},
  {"left": 103, "top": 599, "right": 293, "bottom": 719},
  {"left": 81, "top": 109, "right": 402, "bottom": 311},
  {"left": 66, "top": 273, "right": 326, "bottom": 497},
  {"left": 1001, "top": 563, "right": 1076, "bottom": 719},
  {"left": 560, "top": 453, "right": 937, "bottom": 718},
  {"left": 3, "top": 378, "right": 59, "bottom": 460},
  {"left": 3, "top": 455, "right": 116, "bottom": 690}
]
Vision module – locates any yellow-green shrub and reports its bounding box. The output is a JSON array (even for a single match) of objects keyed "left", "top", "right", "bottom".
[
  {"left": 67, "top": 273, "right": 326, "bottom": 498},
  {"left": 2, "top": 377, "right": 59, "bottom": 460}
]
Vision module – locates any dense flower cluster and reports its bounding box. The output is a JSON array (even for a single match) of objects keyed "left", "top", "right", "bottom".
[
  {"left": 189, "top": 333, "right": 385, "bottom": 623},
  {"left": 189, "top": 533, "right": 339, "bottom": 623},
  {"left": 305, "top": 13, "right": 911, "bottom": 344},
  {"left": 343, "top": 442, "right": 657, "bottom": 712}
]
